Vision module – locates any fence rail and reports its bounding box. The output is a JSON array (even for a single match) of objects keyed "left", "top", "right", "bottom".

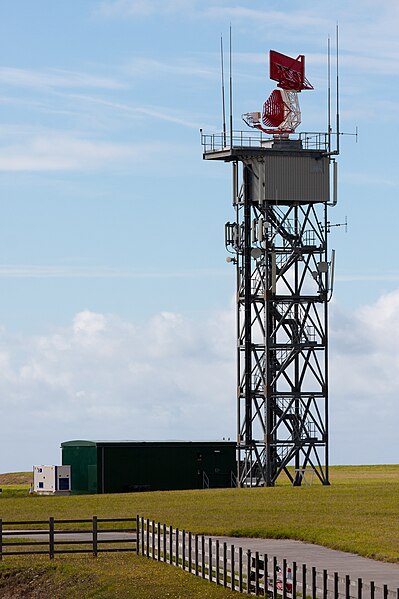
[
  {"left": 137, "top": 517, "right": 399, "bottom": 599},
  {"left": 0, "top": 516, "right": 137, "bottom": 559}
]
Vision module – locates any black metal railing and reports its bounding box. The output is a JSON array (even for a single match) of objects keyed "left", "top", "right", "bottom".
[{"left": 200, "top": 130, "right": 330, "bottom": 152}]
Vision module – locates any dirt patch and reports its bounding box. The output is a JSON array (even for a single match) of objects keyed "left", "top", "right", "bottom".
[
  {"left": 0, "top": 472, "right": 33, "bottom": 486},
  {"left": 0, "top": 566, "right": 96, "bottom": 598}
]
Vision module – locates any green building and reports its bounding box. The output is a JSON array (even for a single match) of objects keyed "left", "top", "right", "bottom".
[{"left": 61, "top": 440, "right": 236, "bottom": 494}]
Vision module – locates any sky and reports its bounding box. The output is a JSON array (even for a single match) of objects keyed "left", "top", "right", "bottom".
[{"left": 0, "top": 0, "right": 398, "bottom": 472}]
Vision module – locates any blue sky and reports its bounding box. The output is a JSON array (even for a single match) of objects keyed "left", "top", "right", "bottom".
[{"left": 0, "top": 0, "right": 398, "bottom": 472}]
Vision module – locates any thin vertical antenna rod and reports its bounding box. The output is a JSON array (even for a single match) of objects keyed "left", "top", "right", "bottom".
[
  {"left": 336, "top": 23, "right": 340, "bottom": 155},
  {"left": 328, "top": 36, "right": 331, "bottom": 154},
  {"left": 220, "top": 35, "right": 227, "bottom": 147},
  {"left": 229, "top": 24, "right": 233, "bottom": 149}
]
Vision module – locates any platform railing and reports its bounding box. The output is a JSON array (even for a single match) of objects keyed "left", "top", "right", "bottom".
[{"left": 200, "top": 130, "right": 329, "bottom": 152}]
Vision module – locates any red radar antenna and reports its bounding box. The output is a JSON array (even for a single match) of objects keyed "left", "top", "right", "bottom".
[{"left": 242, "top": 50, "right": 313, "bottom": 136}]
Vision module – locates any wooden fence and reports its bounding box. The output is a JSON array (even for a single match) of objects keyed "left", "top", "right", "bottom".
[
  {"left": 136, "top": 517, "right": 399, "bottom": 599},
  {"left": 0, "top": 516, "right": 137, "bottom": 559}
]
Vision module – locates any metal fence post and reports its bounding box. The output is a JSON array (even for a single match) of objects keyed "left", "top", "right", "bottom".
[
  {"left": 0, "top": 519, "right": 2, "bottom": 561},
  {"left": 157, "top": 522, "right": 161, "bottom": 561},
  {"left": 370, "top": 581, "right": 375, "bottom": 599},
  {"left": 92, "top": 516, "right": 98, "bottom": 557},
  {"left": 182, "top": 530, "right": 185, "bottom": 570},
  {"left": 49, "top": 517, "right": 55, "bottom": 559},
  {"left": 383, "top": 585, "right": 388, "bottom": 599}
]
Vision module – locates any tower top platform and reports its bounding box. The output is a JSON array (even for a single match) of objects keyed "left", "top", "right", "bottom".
[{"left": 201, "top": 130, "right": 330, "bottom": 162}]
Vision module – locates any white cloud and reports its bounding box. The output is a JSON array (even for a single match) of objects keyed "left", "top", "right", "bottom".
[
  {"left": 1, "top": 291, "right": 399, "bottom": 471},
  {"left": 96, "top": 0, "right": 198, "bottom": 18},
  {"left": 0, "top": 67, "right": 124, "bottom": 90},
  {"left": 0, "top": 308, "right": 236, "bottom": 471},
  {"left": 0, "top": 134, "right": 165, "bottom": 172}
]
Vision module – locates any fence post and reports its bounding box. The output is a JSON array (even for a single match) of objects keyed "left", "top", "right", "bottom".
[
  {"left": 157, "top": 522, "right": 161, "bottom": 561},
  {"left": 302, "top": 563, "right": 307, "bottom": 599},
  {"left": 188, "top": 532, "right": 192, "bottom": 573},
  {"left": 357, "top": 577, "right": 362, "bottom": 599},
  {"left": 255, "top": 551, "right": 259, "bottom": 595},
  {"left": 182, "top": 530, "right": 185, "bottom": 570},
  {"left": 292, "top": 560, "right": 296, "bottom": 599},
  {"left": 175, "top": 527, "right": 179, "bottom": 566},
  {"left": 49, "top": 517, "right": 55, "bottom": 560},
  {"left": 323, "top": 569, "right": 328, "bottom": 599},
  {"left": 201, "top": 534, "right": 205, "bottom": 579},
  {"left": 141, "top": 517, "right": 145, "bottom": 556},
  {"left": 345, "top": 574, "right": 350, "bottom": 599},
  {"left": 152, "top": 520, "right": 155, "bottom": 559},
  {"left": 263, "top": 553, "right": 268, "bottom": 598},
  {"left": 334, "top": 572, "right": 339, "bottom": 599},
  {"left": 195, "top": 534, "right": 199, "bottom": 575},
  {"left": 163, "top": 523, "right": 166, "bottom": 562},
  {"left": 370, "top": 581, "right": 375, "bottom": 599},
  {"left": 146, "top": 519, "right": 150, "bottom": 557},
  {"left": 209, "top": 538, "right": 212, "bottom": 582},
  {"left": 0, "top": 519, "right": 2, "bottom": 561},
  {"left": 247, "top": 550, "right": 252, "bottom": 595},
  {"left": 282, "top": 558, "right": 287, "bottom": 599},
  {"left": 383, "top": 585, "right": 388, "bottom": 599},
  {"left": 92, "top": 516, "right": 98, "bottom": 557},
  {"left": 312, "top": 566, "right": 317, "bottom": 599},
  {"left": 216, "top": 540, "right": 220, "bottom": 585},
  {"left": 238, "top": 547, "right": 243, "bottom": 593},
  {"left": 223, "top": 542, "right": 227, "bottom": 587},
  {"left": 231, "top": 544, "right": 235, "bottom": 591},
  {"left": 136, "top": 515, "right": 140, "bottom": 555},
  {"left": 169, "top": 525, "right": 173, "bottom": 565}
]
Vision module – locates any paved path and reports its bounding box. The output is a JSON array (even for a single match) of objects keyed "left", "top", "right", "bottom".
[{"left": 212, "top": 536, "right": 399, "bottom": 590}]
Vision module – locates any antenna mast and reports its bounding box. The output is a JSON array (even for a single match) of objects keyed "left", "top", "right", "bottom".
[{"left": 220, "top": 35, "right": 227, "bottom": 147}]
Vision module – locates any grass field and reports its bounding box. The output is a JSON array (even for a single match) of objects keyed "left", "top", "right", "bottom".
[{"left": 0, "top": 465, "right": 398, "bottom": 597}]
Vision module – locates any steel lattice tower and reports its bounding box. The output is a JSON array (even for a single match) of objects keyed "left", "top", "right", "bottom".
[{"left": 202, "top": 49, "right": 338, "bottom": 487}]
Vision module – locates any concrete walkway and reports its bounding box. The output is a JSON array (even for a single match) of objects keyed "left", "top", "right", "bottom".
[{"left": 213, "top": 536, "right": 399, "bottom": 590}]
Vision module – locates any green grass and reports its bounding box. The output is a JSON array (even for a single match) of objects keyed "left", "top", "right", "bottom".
[
  {"left": 1, "top": 465, "right": 398, "bottom": 563},
  {"left": 0, "top": 555, "right": 246, "bottom": 598},
  {"left": 0, "top": 465, "right": 398, "bottom": 596}
]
